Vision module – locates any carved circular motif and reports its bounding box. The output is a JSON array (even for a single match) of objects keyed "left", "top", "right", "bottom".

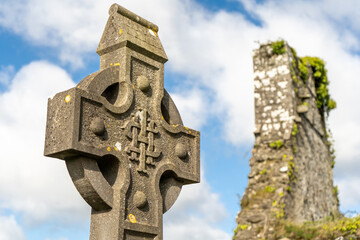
[
  {"left": 137, "top": 75, "right": 150, "bottom": 92},
  {"left": 90, "top": 117, "right": 105, "bottom": 136},
  {"left": 175, "top": 143, "right": 187, "bottom": 159},
  {"left": 133, "top": 191, "right": 147, "bottom": 208}
]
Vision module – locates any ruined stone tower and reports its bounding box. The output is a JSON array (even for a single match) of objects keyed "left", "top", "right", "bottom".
[{"left": 234, "top": 41, "right": 339, "bottom": 240}]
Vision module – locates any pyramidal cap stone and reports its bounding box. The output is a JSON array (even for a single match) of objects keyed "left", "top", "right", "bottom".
[{"left": 44, "top": 4, "right": 200, "bottom": 240}]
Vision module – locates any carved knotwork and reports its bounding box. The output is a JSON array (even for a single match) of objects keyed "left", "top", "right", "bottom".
[{"left": 123, "top": 109, "right": 161, "bottom": 173}]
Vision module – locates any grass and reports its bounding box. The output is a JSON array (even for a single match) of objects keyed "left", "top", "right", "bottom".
[{"left": 275, "top": 215, "right": 360, "bottom": 240}]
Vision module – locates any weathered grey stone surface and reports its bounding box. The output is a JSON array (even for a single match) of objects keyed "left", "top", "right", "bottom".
[
  {"left": 44, "top": 4, "right": 200, "bottom": 240},
  {"left": 234, "top": 42, "right": 338, "bottom": 240}
]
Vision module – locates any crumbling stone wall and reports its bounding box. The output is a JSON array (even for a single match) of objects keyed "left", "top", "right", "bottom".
[{"left": 234, "top": 42, "right": 339, "bottom": 240}]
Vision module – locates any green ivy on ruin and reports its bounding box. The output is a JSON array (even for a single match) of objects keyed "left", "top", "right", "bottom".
[
  {"left": 291, "top": 48, "right": 336, "bottom": 117},
  {"left": 271, "top": 40, "right": 337, "bottom": 117},
  {"left": 299, "top": 56, "right": 336, "bottom": 116},
  {"left": 290, "top": 46, "right": 338, "bottom": 170}
]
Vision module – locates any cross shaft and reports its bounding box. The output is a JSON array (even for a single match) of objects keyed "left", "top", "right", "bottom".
[{"left": 44, "top": 4, "right": 200, "bottom": 240}]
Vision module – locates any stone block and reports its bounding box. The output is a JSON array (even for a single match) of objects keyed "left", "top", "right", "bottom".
[{"left": 297, "top": 105, "right": 309, "bottom": 113}]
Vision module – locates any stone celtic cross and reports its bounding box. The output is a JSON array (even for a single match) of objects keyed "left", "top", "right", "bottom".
[{"left": 44, "top": 4, "right": 200, "bottom": 240}]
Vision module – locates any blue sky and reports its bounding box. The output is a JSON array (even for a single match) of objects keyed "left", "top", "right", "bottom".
[{"left": 1, "top": 0, "right": 360, "bottom": 239}]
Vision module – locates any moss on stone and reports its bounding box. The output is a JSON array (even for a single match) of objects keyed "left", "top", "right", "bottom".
[
  {"left": 275, "top": 203, "right": 286, "bottom": 219},
  {"left": 233, "top": 224, "right": 248, "bottom": 239},
  {"left": 292, "top": 124, "right": 299, "bottom": 136},
  {"left": 264, "top": 185, "right": 276, "bottom": 193},
  {"left": 302, "top": 101, "right": 309, "bottom": 107},
  {"left": 269, "top": 140, "right": 284, "bottom": 149},
  {"left": 247, "top": 188, "right": 275, "bottom": 206},
  {"left": 271, "top": 40, "right": 286, "bottom": 55}
]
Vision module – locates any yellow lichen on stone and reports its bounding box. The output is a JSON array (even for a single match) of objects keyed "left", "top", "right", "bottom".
[
  {"left": 65, "top": 95, "right": 71, "bottom": 103},
  {"left": 148, "top": 27, "right": 158, "bottom": 37},
  {"left": 128, "top": 214, "right": 136, "bottom": 223},
  {"left": 260, "top": 169, "right": 267, "bottom": 175},
  {"left": 152, "top": 29, "right": 158, "bottom": 37},
  {"left": 107, "top": 147, "right": 111, "bottom": 152},
  {"left": 240, "top": 224, "right": 248, "bottom": 230}
]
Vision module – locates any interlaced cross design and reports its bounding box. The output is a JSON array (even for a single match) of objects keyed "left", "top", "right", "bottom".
[{"left": 123, "top": 109, "right": 161, "bottom": 173}]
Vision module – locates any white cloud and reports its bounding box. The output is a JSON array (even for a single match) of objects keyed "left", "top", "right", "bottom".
[
  {"left": 337, "top": 176, "right": 360, "bottom": 212},
  {"left": 166, "top": 173, "right": 229, "bottom": 222},
  {"left": 170, "top": 88, "right": 210, "bottom": 130},
  {"left": 0, "top": 61, "right": 90, "bottom": 226},
  {"left": 0, "top": 0, "right": 109, "bottom": 68},
  {"left": 164, "top": 216, "right": 230, "bottom": 240},
  {"left": 0, "top": 215, "right": 26, "bottom": 240},
  {"left": 0, "top": 65, "right": 15, "bottom": 86},
  {"left": 164, "top": 172, "right": 231, "bottom": 240}
]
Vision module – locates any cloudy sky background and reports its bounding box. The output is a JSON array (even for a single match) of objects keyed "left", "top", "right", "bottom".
[{"left": 0, "top": 0, "right": 360, "bottom": 239}]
